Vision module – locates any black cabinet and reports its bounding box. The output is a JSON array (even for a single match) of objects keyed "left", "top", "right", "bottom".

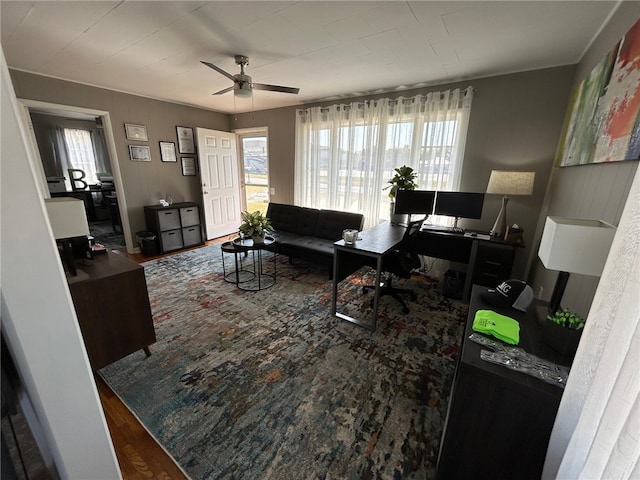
[
  {"left": 436, "top": 285, "right": 564, "bottom": 479},
  {"left": 144, "top": 202, "right": 204, "bottom": 254},
  {"left": 470, "top": 241, "right": 516, "bottom": 288}
]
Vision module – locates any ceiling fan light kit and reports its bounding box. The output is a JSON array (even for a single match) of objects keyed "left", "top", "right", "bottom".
[{"left": 201, "top": 55, "right": 299, "bottom": 98}]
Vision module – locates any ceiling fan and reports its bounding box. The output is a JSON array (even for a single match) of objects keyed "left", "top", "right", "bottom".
[{"left": 201, "top": 55, "right": 300, "bottom": 98}]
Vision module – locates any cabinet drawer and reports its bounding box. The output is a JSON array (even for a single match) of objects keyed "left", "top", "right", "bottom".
[
  {"left": 161, "top": 229, "right": 184, "bottom": 251},
  {"left": 182, "top": 226, "right": 202, "bottom": 247},
  {"left": 157, "top": 209, "right": 181, "bottom": 231},
  {"left": 475, "top": 244, "right": 514, "bottom": 267},
  {"left": 180, "top": 206, "right": 200, "bottom": 227},
  {"left": 472, "top": 271, "right": 504, "bottom": 288}
]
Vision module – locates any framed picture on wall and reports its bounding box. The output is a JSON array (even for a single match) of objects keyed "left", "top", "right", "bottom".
[
  {"left": 159, "top": 141, "right": 177, "bottom": 162},
  {"left": 129, "top": 145, "right": 152, "bottom": 162},
  {"left": 176, "top": 126, "right": 195, "bottom": 154},
  {"left": 125, "top": 123, "right": 148, "bottom": 141},
  {"left": 181, "top": 157, "right": 197, "bottom": 176}
]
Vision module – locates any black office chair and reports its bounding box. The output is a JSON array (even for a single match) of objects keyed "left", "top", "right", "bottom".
[{"left": 362, "top": 218, "right": 425, "bottom": 314}]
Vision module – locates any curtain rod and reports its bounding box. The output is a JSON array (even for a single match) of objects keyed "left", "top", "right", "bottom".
[{"left": 297, "top": 86, "right": 475, "bottom": 115}]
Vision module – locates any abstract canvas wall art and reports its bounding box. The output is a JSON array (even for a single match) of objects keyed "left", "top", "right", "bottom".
[{"left": 557, "top": 18, "right": 640, "bottom": 166}]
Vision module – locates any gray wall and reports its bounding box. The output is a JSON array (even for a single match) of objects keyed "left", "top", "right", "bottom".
[
  {"left": 231, "top": 66, "right": 576, "bottom": 280},
  {"left": 9, "top": 70, "right": 230, "bottom": 249},
  {"left": 529, "top": 3, "right": 640, "bottom": 320}
]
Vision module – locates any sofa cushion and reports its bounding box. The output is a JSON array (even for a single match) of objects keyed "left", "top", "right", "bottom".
[
  {"left": 281, "top": 236, "right": 335, "bottom": 256},
  {"left": 270, "top": 230, "right": 302, "bottom": 246},
  {"left": 297, "top": 208, "right": 320, "bottom": 236},
  {"left": 315, "top": 209, "right": 364, "bottom": 240},
  {"left": 266, "top": 203, "right": 304, "bottom": 234}
]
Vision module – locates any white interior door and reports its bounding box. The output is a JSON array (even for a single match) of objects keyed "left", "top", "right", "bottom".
[{"left": 196, "top": 128, "right": 241, "bottom": 240}]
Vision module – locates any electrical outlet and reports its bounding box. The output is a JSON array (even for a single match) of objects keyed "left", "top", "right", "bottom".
[
  {"left": 269, "top": 188, "right": 276, "bottom": 195},
  {"left": 538, "top": 286, "right": 544, "bottom": 299}
]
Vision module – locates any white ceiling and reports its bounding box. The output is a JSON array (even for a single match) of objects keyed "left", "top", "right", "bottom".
[{"left": 1, "top": 1, "right": 621, "bottom": 114}]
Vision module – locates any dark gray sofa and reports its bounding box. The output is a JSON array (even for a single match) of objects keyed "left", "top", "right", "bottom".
[{"left": 266, "top": 203, "right": 364, "bottom": 274}]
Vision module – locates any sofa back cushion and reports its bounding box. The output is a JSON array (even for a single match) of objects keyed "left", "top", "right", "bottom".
[
  {"left": 266, "top": 203, "right": 306, "bottom": 234},
  {"left": 297, "top": 209, "right": 320, "bottom": 236},
  {"left": 315, "top": 209, "right": 364, "bottom": 240}
]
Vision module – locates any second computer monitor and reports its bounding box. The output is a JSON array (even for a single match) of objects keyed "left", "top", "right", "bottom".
[
  {"left": 434, "top": 191, "right": 485, "bottom": 219},
  {"left": 394, "top": 189, "right": 436, "bottom": 215}
]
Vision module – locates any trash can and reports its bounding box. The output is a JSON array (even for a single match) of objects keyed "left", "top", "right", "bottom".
[
  {"left": 136, "top": 231, "right": 158, "bottom": 256},
  {"left": 442, "top": 269, "right": 465, "bottom": 299}
]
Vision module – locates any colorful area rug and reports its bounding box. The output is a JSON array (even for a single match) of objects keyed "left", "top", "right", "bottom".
[{"left": 100, "top": 244, "right": 468, "bottom": 479}]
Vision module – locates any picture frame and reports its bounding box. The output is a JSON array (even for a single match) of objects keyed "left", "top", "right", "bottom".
[
  {"left": 125, "top": 123, "right": 148, "bottom": 141},
  {"left": 176, "top": 126, "right": 195, "bottom": 154},
  {"left": 181, "top": 157, "right": 197, "bottom": 176},
  {"left": 159, "top": 141, "right": 177, "bottom": 162},
  {"left": 129, "top": 145, "right": 152, "bottom": 162}
]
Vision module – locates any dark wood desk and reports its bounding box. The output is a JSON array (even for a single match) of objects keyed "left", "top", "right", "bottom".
[
  {"left": 436, "top": 285, "right": 564, "bottom": 479},
  {"left": 68, "top": 252, "right": 156, "bottom": 370},
  {"left": 417, "top": 227, "right": 523, "bottom": 300},
  {"left": 332, "top": 222, "right": 406, "bottom": 331}
]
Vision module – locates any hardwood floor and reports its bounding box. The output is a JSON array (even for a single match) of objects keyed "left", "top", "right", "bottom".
[
  {"left": 96, "top": 376, "right": 188, "bottom": 480},
  {"left": 99, "top": 239, "right": 223, "bottom": 479}
]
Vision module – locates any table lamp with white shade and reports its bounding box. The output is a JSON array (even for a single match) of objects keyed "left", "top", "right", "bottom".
[
  {"left": 486, "top": 170, "right": 535, "bottom": 237},
  {"left": 538, "top": 216, "right": 616, "bottom": 314},
  {"left": 45, "top": 197, "right": 90, "bottom": 276}
]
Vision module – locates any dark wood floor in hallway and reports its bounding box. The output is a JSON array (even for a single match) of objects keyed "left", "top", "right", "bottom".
[{"left": 96, "top": 376, "right": 188, "bottom": 480}]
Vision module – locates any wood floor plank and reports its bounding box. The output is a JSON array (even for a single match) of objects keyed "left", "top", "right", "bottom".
[{"left": 96, "top": 376, "right": 188, "bottom": 480}]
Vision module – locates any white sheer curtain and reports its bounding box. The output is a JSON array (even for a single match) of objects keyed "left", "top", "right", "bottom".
[
  {"left": 295, "top": 87, "right": 474, "bottom": 228},
  {"left": 542, "top": 166, "right": 640, "bottom": 479},
  {"left": 52, "top": 126, "right": 110, "bottom": 187}
]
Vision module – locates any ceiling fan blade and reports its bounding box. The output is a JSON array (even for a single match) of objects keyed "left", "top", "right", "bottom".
[
  {"left": 253, "top": 83, "right": 300, "bottom": 95},
  {"left": 212, "top": 86, "right": 234, "bottom": 95},
  {"left": 200, "top": 61, "right": 237, "bottom": 83}
]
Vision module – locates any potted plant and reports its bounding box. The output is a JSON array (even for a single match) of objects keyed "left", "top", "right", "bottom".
[
  {"left": 384, "top": 165, "right": 418, "bottom": 223},
  {"left": 239, "top": 210, "right": 273, "bottom": 243},
  {"left": 542, "top": 308, "right": 585, "bottom": 359}
]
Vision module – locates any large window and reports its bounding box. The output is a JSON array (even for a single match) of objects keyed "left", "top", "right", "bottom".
[
  {"left": 295, "top": 88, "right": 474, "bottom": 228},
  {"left": 237, "top": 130, "right": 269, "bottom": 215},
  {"left": 63, "top": 128, "right": 100, "bottom": 184}
]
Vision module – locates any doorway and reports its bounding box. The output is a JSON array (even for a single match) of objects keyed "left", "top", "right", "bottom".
[
  {"left": 196, "top": 127, "right": 242, "bottom": 240},
  {"left": 236, "top": 129, "right": 269, "bottom": 215},
  {"left": 17, "top": 99, "right": 132, "bottom": 253}
]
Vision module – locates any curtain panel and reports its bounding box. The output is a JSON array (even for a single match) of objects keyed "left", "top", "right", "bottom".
[
  {"left": 52, "top": 126, "right": 110, "bottom": 187},
  {"left": 294, "top": 87, "right": 474, "bottom": 228}
]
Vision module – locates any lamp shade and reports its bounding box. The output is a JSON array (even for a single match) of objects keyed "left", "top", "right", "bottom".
[
  {"left": 538, "top": 216, "right": 616, "bottom": 277},
  {"left": 486, "top": 170, "right": 535, "bottom": 195},
  {"left": 45, "top": 198, "right": 90, "bottom": 239}
]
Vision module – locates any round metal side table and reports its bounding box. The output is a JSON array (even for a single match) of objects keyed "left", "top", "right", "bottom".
[
  {"left": 232, "top": 236, "right": 276, "bottom": 291},
  {"left": 221, "top": 241, "right": 255, "bottom": 285}
]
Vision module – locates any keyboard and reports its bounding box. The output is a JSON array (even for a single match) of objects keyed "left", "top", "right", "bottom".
[{"left": 421, "top": 224, "right": 465, "bottom": 234}]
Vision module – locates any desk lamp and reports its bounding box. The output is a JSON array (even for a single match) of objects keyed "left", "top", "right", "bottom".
[
  {"left": 45, "top": 198, "right": 90, "bottom": 276},
  {"left": 486, "top": 170, "right": 535, "bottom": 236},
  {"left": 538, "top": 216, "right": 616, "bottom": 314}
]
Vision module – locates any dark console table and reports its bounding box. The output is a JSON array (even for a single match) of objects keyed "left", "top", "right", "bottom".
[
  {"left": 68, "top": 252, "right": 156, "bottom": 370},
  {"left": 417, "top": 227, "right": 523, "bottom": 300},
  {"left": 436, "top": 285, "right": 564, "bottom": 479}
]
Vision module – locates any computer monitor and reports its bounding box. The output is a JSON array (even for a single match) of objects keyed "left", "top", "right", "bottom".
[
  {"left": 434, "top": 192, "right": 485, "bottom": 220},
  {"left": 393, "top": 189, "right": 436, "bottom": 215}
]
